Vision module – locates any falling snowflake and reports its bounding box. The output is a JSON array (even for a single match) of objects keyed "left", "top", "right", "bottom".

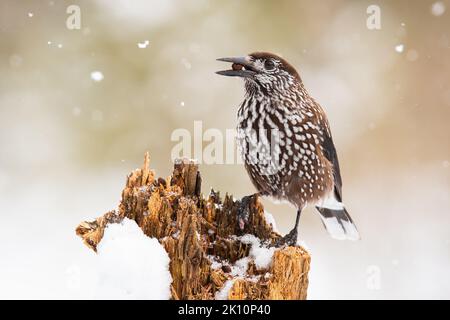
[
  {"left": 137, "top": 40, "right": 149, "bottom": 49},
  {"left": 90, "top": 71, "right": 104, "bottom": 82},
  {"left": 181, "top": 58, "right": 192, "bottom": 70},
  {"left": 57, "top": 44, "right": 63, "bottom": 49},
  {"left": 431, "top": 2, "right": 446, "bottom": 16},
  {"left": 180, "top": 101, "right": 185, "bottom": 107},
  {"left": 28, "top": 12, "right": 34, "bottom": 18},
  {"left": 395, "top": 44, "right": 404, "bottom": 53}
]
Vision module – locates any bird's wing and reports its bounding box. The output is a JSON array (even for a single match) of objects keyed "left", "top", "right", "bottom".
[{"left": 321, "top": 128, "right": 343, "bottom": 201}]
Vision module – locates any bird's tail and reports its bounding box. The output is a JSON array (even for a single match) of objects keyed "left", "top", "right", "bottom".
[{"left": 316, "top": 206, "right": 360, "bottom": 241}]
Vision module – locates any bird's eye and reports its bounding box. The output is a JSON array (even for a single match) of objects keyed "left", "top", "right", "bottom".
[{"left": 264, "top": 59, "right": 276, "bottom": 70}]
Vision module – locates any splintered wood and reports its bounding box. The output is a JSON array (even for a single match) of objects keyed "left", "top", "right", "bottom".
[{"left": 76, "top": 152, "right": 310, "bottom": 300}]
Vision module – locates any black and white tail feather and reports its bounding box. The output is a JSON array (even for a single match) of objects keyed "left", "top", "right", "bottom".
[
  {"left": 318, "top": 129, "right": 360, "bottom": 241},
  {"left": 316, "top": 205, "right": 360, "bottom": 241}
]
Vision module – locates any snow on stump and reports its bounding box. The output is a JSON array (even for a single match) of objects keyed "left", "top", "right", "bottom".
[{"left": 76, "top": 152, "right": 311, "bottom": 300}]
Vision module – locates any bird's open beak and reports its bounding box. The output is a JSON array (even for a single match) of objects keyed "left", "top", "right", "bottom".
[{"left": 216, "top": 56, "right": 257, "bottom": 78}]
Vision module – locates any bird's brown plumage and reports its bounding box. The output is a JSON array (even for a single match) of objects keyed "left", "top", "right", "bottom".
[{"left": 217, "top": 52, "right": 360, "bottom": 243}]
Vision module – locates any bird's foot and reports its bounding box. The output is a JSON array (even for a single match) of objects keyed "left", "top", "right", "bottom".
[
  {"left": 237, "top": 195, "right": 254, "bottom": 231},
  {"left": 275, "top": 228, "right": 298, "bottom": 247}
]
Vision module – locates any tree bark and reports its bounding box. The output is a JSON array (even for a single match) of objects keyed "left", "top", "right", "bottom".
[{"left": 76, "top": 153, "right": 310, "bottom": 300}]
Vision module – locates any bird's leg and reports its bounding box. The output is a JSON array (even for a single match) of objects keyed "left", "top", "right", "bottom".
[
  {"left": 237, "top": 192, "right": 264, "bottom": 231},
  {"left": 275, "top": 209, "right": 302, "bottom": 247}
]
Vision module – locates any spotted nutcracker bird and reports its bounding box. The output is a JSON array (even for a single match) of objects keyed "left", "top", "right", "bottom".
[{"left": 216, "top": 52, "right": 360, "bottom": 245}]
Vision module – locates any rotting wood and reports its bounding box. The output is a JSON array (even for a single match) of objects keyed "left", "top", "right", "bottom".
[{"left": 76, "top": 152, "right": 310, "bottom": 300}]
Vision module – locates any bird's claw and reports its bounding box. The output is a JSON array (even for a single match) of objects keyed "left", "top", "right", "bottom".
[{"left": 275, "top": 228, "right": 298, "bottom": 247}]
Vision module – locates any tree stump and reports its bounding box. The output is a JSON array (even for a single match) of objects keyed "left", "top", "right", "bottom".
[{"left": 76, "top": 153, "right": 311, "bottom": 300}]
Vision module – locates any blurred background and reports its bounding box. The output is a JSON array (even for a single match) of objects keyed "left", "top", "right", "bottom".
[{"left": 0, "top": 0, "right": 449, "bottom": 299}]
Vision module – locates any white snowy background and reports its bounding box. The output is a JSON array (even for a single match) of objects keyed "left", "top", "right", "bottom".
[{"left": 0, "top": 0, "right": 449, "bottom": 299}]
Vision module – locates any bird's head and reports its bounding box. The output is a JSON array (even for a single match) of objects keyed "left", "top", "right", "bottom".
[{"left": 216, "top": 52, "right": 301, "bottom": 94}]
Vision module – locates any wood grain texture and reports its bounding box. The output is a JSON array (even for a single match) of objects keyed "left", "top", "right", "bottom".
[{"left": 76, "top": 152, "right": 310, "bottom": 300}]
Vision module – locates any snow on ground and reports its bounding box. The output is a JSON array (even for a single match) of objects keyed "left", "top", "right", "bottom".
[
  {"left": 240, "top": 234, "right": 275, "bottom": 270},
  {"left": 208, "top": 234, "right": 278, "bottom": 300},
  {"left": 231, "top": 257, "right": 250, "bottom": 277},
  {"left": 264, "top": 210, "right": 279, "bottom": 233},
  {"left": 95, "top": 218, "right": 172, "bottom": 299},
  {"left": 215, "top": 279, "right": 235, "bottom": 300}
]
